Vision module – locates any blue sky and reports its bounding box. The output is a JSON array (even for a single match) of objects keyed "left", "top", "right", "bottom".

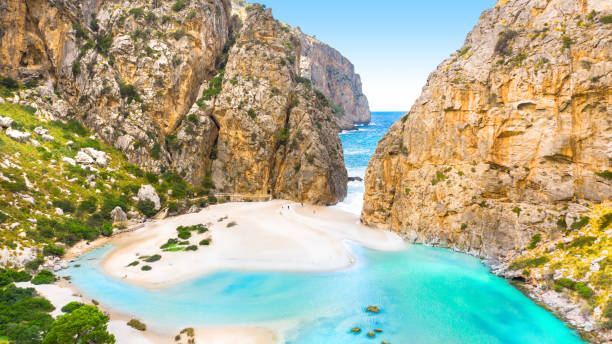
[{"left": 258, "top": 0, "right": 496, "bottom": 111}]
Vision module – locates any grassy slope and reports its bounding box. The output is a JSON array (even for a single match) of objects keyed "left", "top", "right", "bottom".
[
  {"left": 0, "top": 102, "right": 192, "bottom": 256},
  {"left": 509, "top": 203, "right": 611, "bottom": 327}
]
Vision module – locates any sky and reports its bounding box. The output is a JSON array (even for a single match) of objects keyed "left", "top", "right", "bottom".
[{"left": 258, "top": 0, "right": 496, "bottom": 111}]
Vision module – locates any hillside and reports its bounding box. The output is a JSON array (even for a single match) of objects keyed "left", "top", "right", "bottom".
[
  {"left": 0, "top": 0, "right": 349, "bottom": 204},
  {"left": 0, "top": 86, "right": 208, "bottom": 269}
]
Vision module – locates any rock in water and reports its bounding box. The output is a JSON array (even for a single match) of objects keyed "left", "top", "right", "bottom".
[
  {"left": 137, "top": 185, "right": 161, "bottom": 210},
  {"left": 363, "top": 0, "right": 612, "bottom": 259},
  {"left": 110, "top": 206, "right": 128, "bottom": 222}
]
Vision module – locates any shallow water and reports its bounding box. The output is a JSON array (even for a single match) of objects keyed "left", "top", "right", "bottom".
[{"left": 62, "top": 112, "right": 585, "bottom": 343}]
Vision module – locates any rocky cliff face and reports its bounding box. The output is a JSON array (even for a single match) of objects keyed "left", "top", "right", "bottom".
[
  {"left": 296, "top": 31, "right": 371, "bottom": 130},
  {"left": 0, "top": 0, "right": 347, "bottom": 204},
  {"left": 363, "top": 0, "right": 612, "bottom": 338},
  {"left": 363, "top": 0, "right": 612, "bottom": 258}
]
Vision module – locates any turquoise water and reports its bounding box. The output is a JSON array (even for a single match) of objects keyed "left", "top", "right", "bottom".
[
  {"left": 62, "top": 112, "right": 585, "bottom": 343},
  {"left": 334, "top": 112, "right": 405, "bottom": 215}
]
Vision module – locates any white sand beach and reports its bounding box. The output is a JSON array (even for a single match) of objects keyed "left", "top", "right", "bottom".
[
  {"left": 42, "top": 200, "right": 403, "bottom": 343},
  {"left": 100, "top": 200, "right": 404, "bottom": 289}
]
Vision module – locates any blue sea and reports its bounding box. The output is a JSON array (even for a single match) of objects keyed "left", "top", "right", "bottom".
[{"left": 61, "top": 112, "right": 585, "bottom": 344}]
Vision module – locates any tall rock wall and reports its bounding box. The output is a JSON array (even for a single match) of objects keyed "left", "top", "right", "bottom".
[
  {"left": 0, "top": 0, "right": 347, "bottom": 204},
  {"left": 363, "top": 0, "right": 612, "bottom": 259},
  {"left": 297, "top": 31, "right": 371, "bottom": 130}
]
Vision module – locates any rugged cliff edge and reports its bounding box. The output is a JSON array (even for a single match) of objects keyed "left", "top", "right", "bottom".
[
  {"left": 362, "top": 0, "right": 611, "bottom": 340},
  {"left": 0, "top": 0, "right": 348, "bottom": 204},
  {"left": 297, "top": 31, "right": 371, "bottom": 130},
  {"left": 231, "top": 0, "right": 371, "bottom": 130}
]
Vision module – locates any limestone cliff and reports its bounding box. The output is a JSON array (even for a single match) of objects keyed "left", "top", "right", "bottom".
[
  {"left": 231, "top": 0, "right": 371, "bottom": 130},
  {"left": 363, "top": 0, "right": 612, "bottom": 338},
  {"left": 0, "top": 0, "right": 347, "bottom": 204},
  {"left": 363, "top": 0, "right": 611, "bottom": 258},
  {"left": 296, "top": 31, "right": 371, "bottom": 130}
]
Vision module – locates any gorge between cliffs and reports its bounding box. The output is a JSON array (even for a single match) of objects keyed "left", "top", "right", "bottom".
[{"left": 0, "top": 0, "right": 610, "bottom": 344}]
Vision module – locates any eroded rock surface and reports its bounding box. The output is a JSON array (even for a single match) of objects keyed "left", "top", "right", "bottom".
[
  {"left": 0, "top": 0, "right": 348, "bottom": 204},
  {"left": 363, "top": 0, "right": 612, "bottom": 258}
]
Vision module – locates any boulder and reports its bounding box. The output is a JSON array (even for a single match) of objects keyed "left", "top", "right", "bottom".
[
  {"left": 75, "top": 151, "right": 94, "bottom": 165},
  {"left": 5, "top": 128, "right": 31, "bottom": 142},
  {"left": 0, "top": 116, "right": 13, "bottom": 128},
  {"left": 62, "top": 157, "right": 76, "bottom": 166},
  {"left": 81, "top": 148, "right": 108, "bottom": 167},
  {"left": 110, "top": 206, "right": 128, "bottom": 222},
  {"left": 41, "top": 134, "right": 55, "bottom": 142},
  {"left": 34, "top": 126, "right": 48, "bottom": 135},
  {"left": 137, "top": 184, "right": 161, "bottom": 210}
]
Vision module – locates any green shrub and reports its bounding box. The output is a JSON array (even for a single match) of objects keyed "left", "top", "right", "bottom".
[
  {"left": 127, "top": 261, "right": 139, "bottom": 267},
  {"left": 597, "top": 170, "right": 612, "bottom": 179},
  {"left": 0, "top": 77, "right": 19, "bottom": 89},
  {"left": 25, "top": 256, "right": 44, "bottom": 271},
  {"left": 512, "top": 207, "right": 521, "bottom": 216},
  {"left": 248, "top": 109, "right": 257, "bottom": 119},
  {"left": 201, "top": 72, "right": 223, "bottom": 100},
  {"left": 129, "top": 7, "right": 145, "bottom": 17},
  {"left": 171, "top": 1, "right": 186, "bottom": 11},
  {"left": 565, "top": 236, "right": 596, "bottom": 249},
  {"left": 127, "top": 319, "right": 146, "bottom": 331},
  {"left": 199, "top": 239, "right": 210, "bottom": 246},
  {"left": 495, "top": 30, "right": 518, "bottom": 56},
  {"left": 144, "top": 254, "right": 161, "bottom": 263},
  {"left": 72, "top": 61, "right": 81, "bottom": 75},
  {"left": 574, "top": 282, "right": 593, "bottom": 298},
  {"left": 0, "top": 269, "right": 31, "bottom": 286},
  {"left": 31, "top": 270, "right": 56, "bottom": 285},
  {"left": 100, "top": 223, "right": 113, "bottom": 237},
  {"left": 555, "top": 278, "right": 576, "bottom": 289},
  {"left": 119, "top": 82, "right": 141, "bottom": 103},
  {"left": 43, "top": 305, "right": 114, "bottom": 343},
  {"left": 603, "top": 301, "right": 612, "bottom": 329},
  {"left": 52, "top": 199, "right": 75, "bottom": 213},
  {"left": 0, "top": 284, "right": 55, "bottom": 343},
  {"left": 95, "top": 35, "right": 112, "bottom": 56},
  {"left": 150, "top": 142, "right": 161, "bottom": 160},
  {"left": 208, "top": 195, "right": 218, "bottom": 204},
  {"left": 141, "top": 265, "right": 152, "bottom": 271},
  {"left": 431, "top": 171, "right": 448, "bottom": 185},
  {"left": 562, "top": 35, "right": 573, "bottom": 49},
  {"left": 599, "top": 213, "right": 612, "bottom": 230},
  {"left": 137, "top": 200, "right": 157, "bottom": 217},
  {"left": 78, "top": 197, "right": 98, "bottom": 214},
  {"left": 185, "top": 245, "right": 198, "bottom": 251},
  {"left": 177, "top": 230, "right": 191, "bottom": 240},
  {"left": 570, "top": 216, "right": 589, "bottom": 230},
  {"left": 601, "top": 15, "right": 612, "bottom": 24},
  {"left": 509, "top": 256, "right": 549, "bottom": 270},
  {"left": 226, "top": 221, "right": 237, "bottom": 228},
  {"left": 61, "top": 301, "right": 84, "bottom": 313},
  {"left": 160, "top": 238, "right": 178, "bottom": 249},
  {"left": 528, "top": 234, "right": 541, "bottom": 249},
  {"left": 43, "top": 244, "right": 65, "bottom": 257}
]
